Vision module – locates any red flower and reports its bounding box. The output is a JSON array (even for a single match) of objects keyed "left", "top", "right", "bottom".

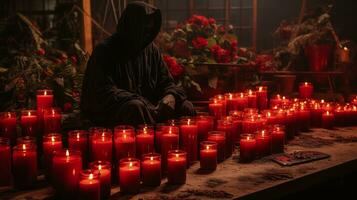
[
  {"left": 37, "top": 48, "right": 45, "bottom": 56},
  {"left": 63, "top": 102, "right": 73, "bottom": 112},
  {"left": 192, "top": 37, "right": 208, "bottom": 49},
  {"left": 188, "top": 15, "right": 209, "bottom": 26},
  {"left": 210, "top": 45, "right": 232, "bottom": 63},
  {"left": 208, "top": 18, "right": 216, "bottom": 24},
  {"left": 70, "top": 56, "right": 78, "bottom": 65},
  {"left": 172, "top": 40, "right": 191, "bottom": 58},
  {"left": 163, "top": 55, "right": 184, "bottom": 78}
]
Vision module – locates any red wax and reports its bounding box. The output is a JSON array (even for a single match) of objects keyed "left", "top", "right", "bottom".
[
  {"left": 207, "top": 131, "right": 226, "bottom": 162},
  {"left": 68, "top": 130, "right": 88, "bottom": 166},
  {"left": 196, "top": 115, "right": 214, "bottom": 144},
  {"left": 239, "top": 134, "right": 256, "bottom": 163},
  {"left": 141, "top": 153, "right": 161, "bottom": 186},
  {"left": 0, "top": 137, "right": 11, "bottom": 186},
  {"left": 262, "top": 110, "right": 278, "bottom": 125},
  {"left": 43, "top": 108, "right": 62, "bottom": 134},
  {"left": 92, "top": 130, "right": 113, "bottom": 163},
  {"left": 215, "top": 94, "right": 227, "bottom": 115},
  {"left": 242, "top": 116, "right": 261, "bottom": 134},
  {"left": 299, "top": 82, "right": 314, "bottom": 99},
  {"left": 217, "top": 118, "right": 233, "bottom": 158},
  {"left": 298, "top": 108, "right": 311, "bottom": 132},
  {"left": 119, "top": 158, "right": 140, "bottom": 194},
  {"left": 52, "top": 150, "right": 82, "bottom": 198},
  {"left": 90, "top": 161, "right": 111, "bottom": 199},
  {"left": 255, "top": 130, "right": 271, "bottom": 158},
  {"left": 88, "top": 127, "right": 105, "bottom": 161},
  {"left": 12, "top": 143, "right": 37, "bottom": 189},
  {"left": 285, "top": 109, "right": 297, "bottom": 140},
  {"left": 229, "top": 112, "right": 243, "bottom": 143},
  {"left": 78, "top": 170, "right": 100, "bottom": 200},
  {"left": 160, "top": 129, "right": 179, "bottom": 169},
  {"left": 236, "top": 93, "right": 249, "bottom": 111},
  {"left": 36, "top": 89, "right": 54, "bottom": 110},
  {"left": 136, "top": 129, "right": 154, "bottom": 158},
  {"left": 180, "top": 118, "right": 198, "bottom": 164},
  {"left": 225, "top": 93, "right": 240, "bottom": 113},
  {"left": 114, "top": 130, "right": 136, "bottom": 162},
  {"left": 0, "top": 112, "right": 17, "bottom": 145},
  {"left": 322, "top": 111, "right": 334, "bottom": 129},
  {"left": 200, "top": 141, "right": 217, "bottom": 171},
  {"left": 43, "top": 133, "right": 62, "bottom": 177},
  {"left": 167, "top": 150, "right": 187, "bottom": 185},
  {"left": 20, "top": 110, "right": 38, "bottom": 137},
  {"left": 247, "top": 90, "right": 257, "bottom": 108},
  {"left": 271, "top": 126, "right": 285, "bottom": 153},
  {"left": 209, "top": 99, "right": 224, "bottom": 120},
  {"left": 256, "top": 86, "right": 268, "bottom": 111}
]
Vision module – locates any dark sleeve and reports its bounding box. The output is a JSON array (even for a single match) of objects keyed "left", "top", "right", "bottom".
[{"left": 153, "top": 45, "right": 187, "bottom": 104}]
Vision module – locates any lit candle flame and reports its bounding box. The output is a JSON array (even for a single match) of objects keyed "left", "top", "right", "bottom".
[
  {"left": 229, "top": 93, "right": 233, "bottom": 99},
  {"left": 22, "top": 144, "right": 26, "bottom": 150},
  {"left": 175, "top": 153, "right": 179, "bottom": 158},
  {"left": 187, "top": 119, "right": 191, "bottom": 125},
  {"left": 259, "top": 87, "right": 263, "bottom": 92},
  {"left": 248, "top": 90, "right": 252, "bottom": 95},
  {"left": 98, "top": 165, "right": 102, "bottom": 171},
  {"left": 150, "top": 156, "right": 154, "bottom": 161},
  {"left": 89, "top": 173, "right": 93, "bottom": 180},
  {"left": 76, "top": 133, "right": 80, "bottom": 139},
  {"left": 66, "top": 149, "right": 69, "bottom": 157},
  {"left": 344, "top": 47, "right": 348, "bottom": 51},
  {"left": 304, "top": 82, "right": 308, "bottom": 86},
  {"left": 51, "top": 136, "right": 55, "bottom": 143},
  {"left": 44, "top": 90, "right": 47, "bottom": 95},
  {"left": 206, "top": 145, "right": 210, "bottom": 150},
  {"left": 326, "top": 111, "right": 330, "bottom": 115},
  {"left": 129, "top": 162, "right": 133, "bottom": 167},
  {"left": 27, "top": 111, "right": 31, "bottom": 116}
]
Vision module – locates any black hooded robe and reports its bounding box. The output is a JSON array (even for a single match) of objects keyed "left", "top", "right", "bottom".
[{"left": 80, "top": 2, "right": 194, "bottom": 127}]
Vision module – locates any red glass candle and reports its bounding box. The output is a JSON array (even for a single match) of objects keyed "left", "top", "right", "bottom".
[
  {"left": 235, "top": 92, "right": 249, "bottom": 111},
  {"left": 68, "top": 130, "right": 88, "bottom": 166},
  {"left": 17, "top": 136, "right": 36, "bottom": 145},
  {"left": 52, "top": 149, "right": 82, "bottom": 198},
  {"left": 209, "top": 98, "right": 224, "bottom": 120},
  {"left": 43, "top": 133, "right": 62, "bottom": 176},
  {"left": 0, "top": 112, "right": 17, "bottom": 145},
  {"left": 88, "top": 127, "right": 105, "bottom": 160},
  {"left": 136, "top": 128, "right": 154, "bottom": 158},
  {"left": 179, "top": 118, "right": 198, "bottom": 164},
  {"left": 141, "top": 153, "right": 161, "bottom": 186},
  {"left": 160, "top": 126, "right": 179, "bottom": 169},
  {"left": 92, "top": 129, "right": 113, "bottom": 163},
  {"left": 322, "top": 111, "right": 334, "bottom": 129},
  {"left": 114, "top": 127, "right": 136, "bottom": 162},
  {"left": 299, "top": 82, "right": 313, "bottom": 99},
  {"left": 78, "top": 170, "right": 100, "bottom": 200},
  {"left": 12, "top": 143, "right": 37, "bottom": 189},
  {"left": 242, "top": 115, "right": 262, "bottom": 134},
  {"left": 285, "top": 109, "right": 297, "bottom": 140},
  {"left": 20, "top": 110, "right": 38, "bottom": 137},
  {"left": 196, "top": 115, "right": 214, "bottom": 145},
  {"left": 298, "top": 106, "right": 311, "bottom": 132},
  {"left": 0, "top": 137, "right": 11, "bottom": 186},
  {"left": 217, "top": 118, "right": 233, "bottom": 158},
  {"left": 229, "top": 111, "right": 243, "bottom": 143},
  {"left": 239, "top": 134, "right": 256, "bottom": 163},
  {"left": 207, "top": 131, "right": 226, "bottom": 162},
  {"left": 256, "top": 86, "right": 268, "bottom": 111},
  {"left": 215, "top": 94, "right": 227, "bottom": 115},
  {"left": 36, "top": 89, "right": 54, "bottom": 111},
  {"left": 311, "top": 103, "right": 323, "bottom": 127},
  {"left": 261, "top": 110, "right": 278, "bottom": 125},
  {"left": 119, "top": 158, "right": 140, "bottom": 194},
  {"left": 167, "top": 150, "right": 187, "bottom": 185},
  {"left": 90, "top": 161, "right": 111, "bottom": 199},
  {"left": 43, "top": 108, "right": 62, "bottom": 134},
  {"left": 255, "top": 130, "right": 271, "bottom": 158},
  {"left": 271, "top": 125, "right": 285, "bottom": 153},
  {"left": 200, "top": 141, "right": 217, "bottom": 171},
  {"left": 155, "top": 123, "right": 169, "bottom": 152},
  {"left": 247, "top": 90, "right": 257, "bottom": 108},
  {"left": 225, "top": 93, "right": 240, "bottom": 113}
]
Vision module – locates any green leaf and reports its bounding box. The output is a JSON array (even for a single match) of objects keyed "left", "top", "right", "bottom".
[{"left": 207, "top": 37, "right": 217, "bottom": 48}]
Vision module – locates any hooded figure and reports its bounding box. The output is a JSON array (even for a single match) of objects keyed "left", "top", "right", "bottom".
[{"left": 81, "top": 2, "right": 195, "bottom": 127}]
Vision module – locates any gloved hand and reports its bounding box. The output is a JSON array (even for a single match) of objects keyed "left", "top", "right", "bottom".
[{"left": 161, "top": 94, "right": 176, "bottom": 110}]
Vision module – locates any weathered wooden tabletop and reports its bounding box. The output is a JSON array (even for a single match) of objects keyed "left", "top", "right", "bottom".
[{"left": 1, "top": 127, "right": 357, "bottom": 200}]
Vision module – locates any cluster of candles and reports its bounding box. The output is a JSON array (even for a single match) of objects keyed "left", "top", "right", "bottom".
[{"left": 1, "top": 85, "right": 357, "bottom": 198}]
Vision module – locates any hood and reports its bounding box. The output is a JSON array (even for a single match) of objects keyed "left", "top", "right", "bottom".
[{"left": 114, "top": 1, "right": 161, "bottom": 55}]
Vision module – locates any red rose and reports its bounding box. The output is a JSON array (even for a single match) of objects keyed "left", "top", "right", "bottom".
[
  {"left": 37, "top": 48, "right": 45, "bottom": 56},
  {"left": 60, "top": 53, "right": 68, "bottom": 62},
  {"left": 210, "top": 45, "right": 231, "bottom": 63},
  {"left": 188, "top": 15, "right": 209, "bottom": 26},
  {"left": 70, "top": 55, "right": 78, "bottom": 65},
  {"left": 163, "top": 55, "right": 184, "bottom": 78},
  {"left": 192, "top": 37, "right": 208, "bottom": 49},
  {"left": 172, "top": 40, "right": 191, "bottom": 58},
  {"left": 63, "top": 102, "right": 73, "bottom": 112},
  {"left": 208, "top": 18, "right": 216, "bottom": 24}
]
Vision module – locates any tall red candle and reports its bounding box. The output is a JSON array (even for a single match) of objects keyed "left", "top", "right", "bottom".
[
  {"left": 196, "top": 115, "right": 214, "bottom": 145},
  {"left": 20, "top": 110, "right": 38, "bottom": 137},
  {"left": 298, "top": 106, "right": 311, "bottom": 132},
  {"left": 322, "top": 111, "right": 334, "bottom": 129},
  {"left": 36, "top": 89, "right": 54, "bottom": 111},
  {"left": 68, "top": 130, "right": 88, "bottom": 166},
  {"left": 255, "top": 130, "right": 271, "bottom": 158},
  {"left": 88, "top": 127, "right": 105, "bottom": 161},
  {"left": 236, "top": 92, "right": 249, "bottom": 111},
  {"left": 299, "top": 82, "right": 314, "bottom": 99},
  {"left": 179, "top": 118, "right": 198, "bottom": 164},
  {"left": 285, "top": 109, "right": 297, "bottom": 140},
  {"left": 119, "top": 158, "right": 140, "bottom": 194},
  {"left": 247, "top": 90, "right": 257, "bottom": 108},
  {"left": 43, "top": 133, "right": 62, "bottom": 177},
  {"left": 256, "top": 86, "right": 268, "bottom": 111},
  {"left": 0, "top": 112, "right": 17, "bottom": 145},
  {"left": 114, "top": 127, "right": 136, "bottom": 162},
  {"left": 217, "top": 118, "right": 233, "bottom": 158},
  {"left": 167, "top": 150, "right": 187, "bottom": 185},
  {"left": 92, "top": 129, "right": 113, "bottom": 163},
  {"left": 239, "top": 134, "right": 256, "bottom": 163},
  {"left": 311, "top": 103, "right": 323, "bottom": 127},
  {"left": 229, "top": 111, "right": 244, "bottom": 143},
  {"left": 242, "top": 115, "right": 262, "bottom": 134},
  {"left": 78, "top": 170, "right": 100, "bottom": 200},
  {"left": 136, "top": 129, "right": 154, "bottom": 158},
  {"left": 43, "top": 108, "right": 62, "bottom": 134},
  {"left": 90, "top": 161, "right": 112, "bottom": 199},
  {"left": 141, "top": 153, "right": 161, "bottom": 186},
  {"left": 207, "top": 131, "right": 226, "bottom": 162},
  {"left": 200, "top": 141, "right": 217, "bottom": 171},
  {"left": 160, "top": 126, "right": 179, "bottom": 170},
  {"left": 52, "top": 149, "right": 82, "bottom": 198},
  {"left": 225, "top": 93, "right": 240, "bottom": 113},
  {"left": 209, "top": 98, "right": 224, "bottom": 120},
  {"left": 215, "top": 94, "right": 227, "bottom": 115},
  {"left": 12, "top": 143, "right": 37, "bottom": 189},
  {"left": 0, "top": 137, "right": 11, "bottom": 186},
  {"left": 271, "top": 125, "right": 285, "bottom": 153}
]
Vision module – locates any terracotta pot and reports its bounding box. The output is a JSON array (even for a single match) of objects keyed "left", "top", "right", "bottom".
[
  {"left": 305, "top": 44, "right": 333, "bottom": 72},
  {"left": 274, "top": 75, "right": 296, "bottom": 96}
]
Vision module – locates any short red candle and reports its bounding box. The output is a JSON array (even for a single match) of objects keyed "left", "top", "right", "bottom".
[
  {"left": 256, "top": 86, "right": 268, "bottom": 111},
  {"left": 217, "top": 118, "right": 233, "bottom": 158},
  {"left": 247, "top": 90, "right": 257, "bottom": 108},
  {"left": 322, "top": 111, "right": 334, "bottom": 129},
  {"left": 160, "top": 126, "right": 179, "bottom": 170},
  {"left": 179, "top": 118, "right": 198, "bottom": 164},
  {"left": 119, "top": 158, "right": 140, "bottom": 194},
  {"left": 207, "top": 131, "right": 226, "bottom": 162},
  {"left": 196, "top": 115, "right": 214, "bottom": 144},
  {"left": 114, "top": 127, "right": 136, "bottom": 162},
  {"left": 242, "top": 115, "right": 262, "bottom": 134},
  {"left": 52, "top": 149, "right": 82, "bottom": 198},
  {"left": 91, "top": 129, "right": 113, "bottom": 163},
  {"left": 239, "top": 134, "right": 256, "bottom": 163},
  {"left": 299, "top": 82, "right": 313, "bottom": 99},
  {"left": 68, "top": 130, "right": 88, "bottom": 166},
  {"left": 141, "top": 153, "right": 161, "bottom": 186},
  {"left": 0, "top": 112, "right": 17, "bottom": 145},
  {"left": 255, "top": 130, "right": 271, "bottom": 158},
  {"left": 90, "top": 161, "right": 112, "bottom": 199},
  {"left": 209, "top": 98, "right": 224, "bottom": 120},
  {"left": 78, "top": 170, "right": 100, "bottom": 200},
  {"left": 12, "top": 143, "right": 37, "bottom": 189},
  {"left": 271, "top": 125, "right": 285, "bottom": 153},
  {"left": 167, "top": 150, "right": 187, "bottom": 185},
  {"left": 36, "top": 89, "right": 54, "bottom": 111},
  {"left": 200, "top": 141, "right": 217, "bottom": 171},
  {"left": 136, "top": 129, "right": 154, "bottom": 158},
  {"left": 20, "top": 110, "right": 38, "bottom": 137},
  {"left": 261, "top": 110, "right": 278, "bottom": 125},
  {"left": 43, "top": 133, "right": 62, "bottom": 177},
  {"left": 0, "top": 137, "right": 11, "bottom": 186},
  {"left": 43, "top": 108, "right": 62, "bottom": 134}
]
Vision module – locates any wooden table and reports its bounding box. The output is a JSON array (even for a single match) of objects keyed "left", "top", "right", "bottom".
[{"left": 1, "top": 127, "right": 357, "bottom": 200}]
